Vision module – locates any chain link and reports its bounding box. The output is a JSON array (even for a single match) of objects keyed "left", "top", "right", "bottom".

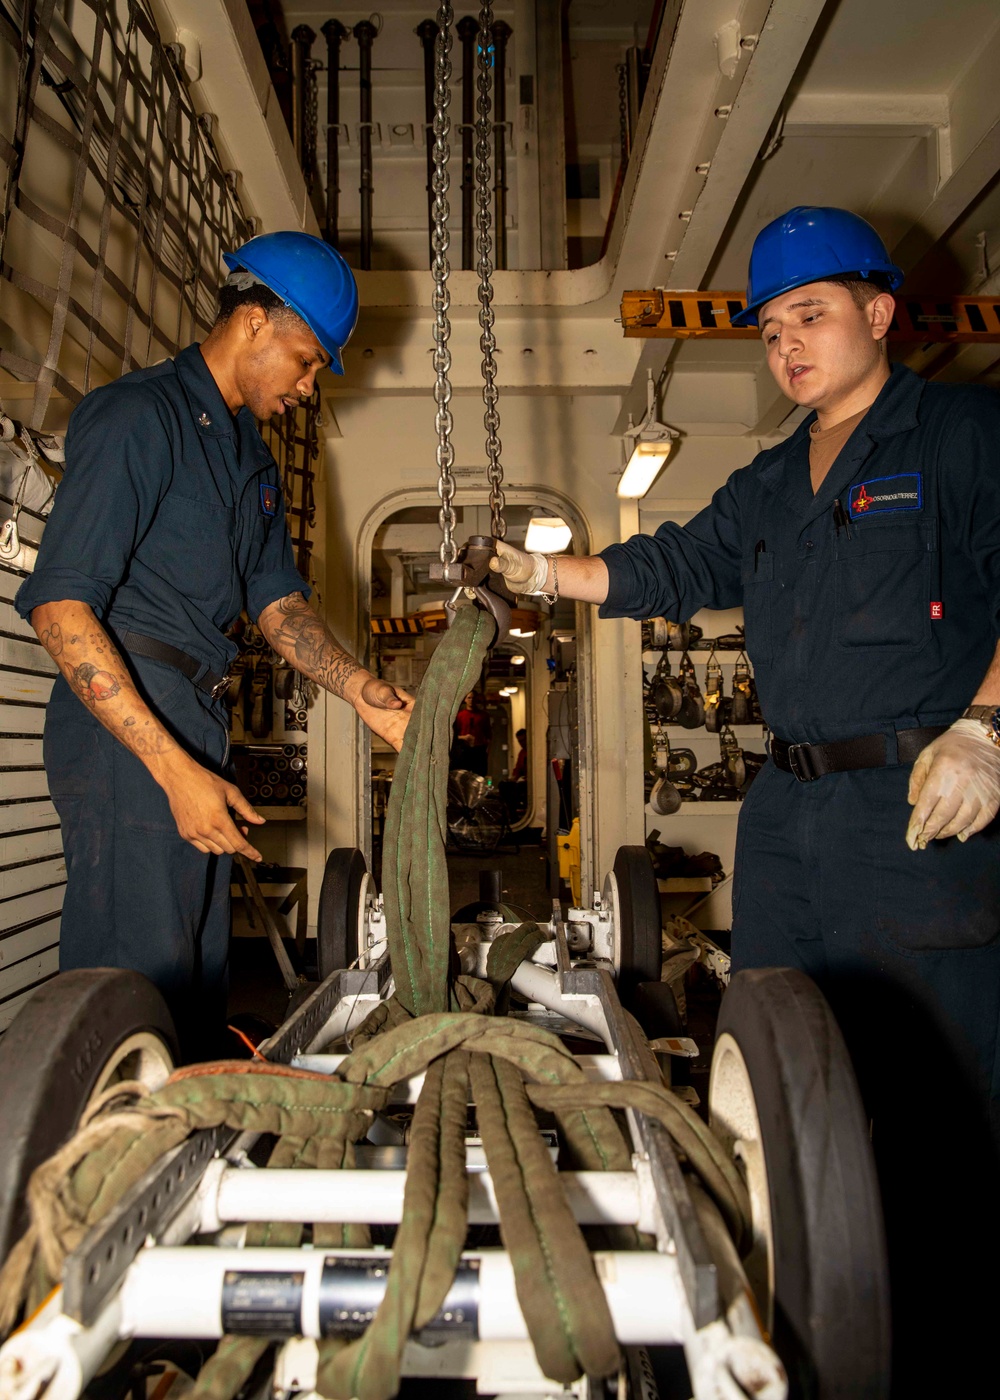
[
  {"left": 476, "top": 1, "right": 505, "bottom": 540},
  {"left": 431, "top": 3, "right": 457, "bottom": 566}
]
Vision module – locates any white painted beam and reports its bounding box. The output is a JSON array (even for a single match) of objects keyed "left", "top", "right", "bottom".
[
  {"left": 150, "top": 0, "right": 320, "bottom": 235},
  {"left": 614, "top": 0, "right": 830, "bottom": 435},
  {"left": 890, "top": 21, "right": 1000, "bottom": 274},
  {"left": 668, "top": 0, "right": 838, "bottom": 291},
  {"left": 784, "top": 91, "right": 949, "bottom": 130}
]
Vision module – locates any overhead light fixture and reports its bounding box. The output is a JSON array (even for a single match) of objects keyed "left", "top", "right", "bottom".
[
  {"left": 499, "top": 685, "right": 517, "bottom": 696},
  {"left": 618, "top": 369, "right": 679, "bottom": 499},
  {"left": 510, "top": 627, "right": 536, "bottom": 638},
  {"left": 510, "top": 654, "right": 526, "bottom": 665},
  {"left": 524, "top": 515, "right": 572, "bottom": 554}
]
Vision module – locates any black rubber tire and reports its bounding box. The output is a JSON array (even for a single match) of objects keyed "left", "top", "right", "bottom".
[
  {"left": 711, "top": 968, "right": 891, "bottom": 1399},
  {"left": 0, "top": 969, "right": 177, "bottom": 1264},
  {"left": 317, "top": 847, "right": 368, "bottom": 982},
  {"left": 631, "top": 980, "right": 684, "bottom": 1040},
  {"left": 613, "top": 845, "right": 663, "bottom": 1004}
]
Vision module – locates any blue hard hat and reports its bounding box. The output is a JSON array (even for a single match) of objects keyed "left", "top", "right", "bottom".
[
  {"left": 732, "top": 206, "right": 904, "bottom": 328},
  {"left": 223, "top": 232, "right": 359, "bottom": 375}
]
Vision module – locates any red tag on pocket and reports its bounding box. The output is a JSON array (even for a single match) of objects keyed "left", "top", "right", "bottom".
[{"left": 930, "top": 601, "right": 944, "bottom": 620}]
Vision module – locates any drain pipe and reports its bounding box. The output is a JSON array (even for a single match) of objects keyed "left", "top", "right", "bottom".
[
  {"left": 491, "top": 20, "right": 512, "bottom": 269},
  {"left": 457, "top": 15, "right": 478, "bottom": 269},
  {"left": 416, "top": 19, "right": 437, "bottom": 266},
  {"left": 354, "top": 19, "right": 378, "bottom": 270},
  {"left": 321, "top": 20, "right": 349, "bottom": 245},
  {"left": 290, "top": 24, "right": 316, "bottom": 175}
]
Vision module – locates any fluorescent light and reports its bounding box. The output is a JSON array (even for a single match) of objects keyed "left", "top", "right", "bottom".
[
  {"left": 618, "top": 368, "right": 679, "bottom": 499},
  {"left": 524, "top": 516, "right": 572, "bottom": 553},
  {"left": 510, "top": 627, "right": 536, "bottom": 638},
  {"left": 510, "top": 654, "right": 526, "bottom": 665},
  {"left": 617, "top": 437, "right": 673, "bottom": 498}
]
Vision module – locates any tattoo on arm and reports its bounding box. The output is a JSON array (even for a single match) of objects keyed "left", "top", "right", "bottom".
[
  {"left": 262, "top": 594, "right": 362, "bottom": 699},
  {"left": 72, "top": 660, "right": 121, "bottom": 704},
  {"left": 39, "top": 623, "right": 64, "bottom": 657},
  {"left": 130, "top": 725, "right": 175, "bottom": 755},
  {"left": 32, "top": 604, "right": 179, "bottom": 766}
]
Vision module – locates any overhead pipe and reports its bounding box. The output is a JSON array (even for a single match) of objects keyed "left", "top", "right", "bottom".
[
  {"left": 416, "top": 19, "right": 437, "bottom": 266},
  {"left": 290, "top": 25, "right": 316, "bottom": 177},
  {"left": 354, "top": 19, "right": 378, "bottom": 270},
  {"left": 320, "top": 20, "right": 349, "bottom": 245},
  {"left": 491, "top": 20, "right": 512, "bottom": 269},
  {"left": 457, "top": 15, "right": 478, "bottom": 270}
]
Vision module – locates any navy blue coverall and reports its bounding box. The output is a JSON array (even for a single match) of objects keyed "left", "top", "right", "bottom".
[
  {"left": 16, "top": 344, "right": 308, "bottom": 1052},
  {"left": 602, "top": 363, "right": 1000, "bottom": 1384}
]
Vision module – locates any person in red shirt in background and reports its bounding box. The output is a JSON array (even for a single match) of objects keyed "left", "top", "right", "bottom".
[{"left": 451, "top": 691, "right": 491, "bottom": 776}]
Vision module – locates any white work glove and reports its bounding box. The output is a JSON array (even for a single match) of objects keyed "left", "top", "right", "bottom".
[
  {"left": 488, "top": 541, "right": 550, "bottom": 595},
  {"left": 906, "top": 718, "right": 1000, "bottom": 849}
]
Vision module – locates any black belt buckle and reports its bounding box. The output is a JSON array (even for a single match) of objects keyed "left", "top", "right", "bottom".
[
  {"left": 786, "top": 742, "right": 818, "bottom": 783},
  {"left": 209, "top": 672, "right": 232, "bottom": 701}
]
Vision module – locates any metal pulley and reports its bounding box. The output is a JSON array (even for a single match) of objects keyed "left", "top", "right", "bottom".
[{"left": 427, "top": 0, "right": 509, "bottom": 641}]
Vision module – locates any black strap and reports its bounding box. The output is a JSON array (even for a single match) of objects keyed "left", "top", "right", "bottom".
[
  {"left": 770, "top": 726, "right": 946, "bottom": 782},
  {"left": 118, "top": 629, "right": 228, "bottom": 699}
]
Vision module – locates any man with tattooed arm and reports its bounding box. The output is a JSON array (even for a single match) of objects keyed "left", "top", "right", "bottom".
[{"left": 16, "top": 233, "right": 408, "bottom": 1056}]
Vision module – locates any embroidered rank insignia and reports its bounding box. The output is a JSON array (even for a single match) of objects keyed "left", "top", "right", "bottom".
[
  {"left": 259, "top": 483, "right": 279, "bottom": 517},
  {"left": 849, "top": 473, "right": 922, "bottom": 519}
]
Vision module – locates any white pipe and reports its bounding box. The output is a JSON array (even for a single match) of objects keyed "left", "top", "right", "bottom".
[
  {"left": 508, "top": 961, "right": 612, "bottom": 1046},
  {"left": 290, "top": 1052, "right": 624, "bottom": 1097},
  {"left": 204, "top": 1168, "right": 640, "bottom": 1231},
  {"left": 119, "top": 1247, "right": 688, "bottom": 1346}
]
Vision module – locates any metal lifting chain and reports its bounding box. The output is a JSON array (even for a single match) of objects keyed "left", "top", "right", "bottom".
[
  {"left": 431, "top": 2, "right": 458, "bottom": 566},
  {"left": 476, "top": 0, "right": 506, "bottom": 540}
]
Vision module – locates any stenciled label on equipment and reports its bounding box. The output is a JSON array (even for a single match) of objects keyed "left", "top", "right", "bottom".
[
  {"left": 319, "top": 1255, "right": 480, "bottom": 1340},
  {"left": 222, "top": 1270, "right": 304, "bottom": 1336}
]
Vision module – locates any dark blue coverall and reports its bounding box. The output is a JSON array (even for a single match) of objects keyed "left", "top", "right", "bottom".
[
  {"left": 16, "top": 344, "right": 308, "bottom": 1053},
  {"left": 601, "top": 363, "right": 1000, "bottom": 1386}
]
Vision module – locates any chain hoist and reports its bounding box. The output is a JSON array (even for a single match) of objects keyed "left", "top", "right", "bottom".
[
  {"left": 475, "top": 0, "right": 505, "bottom": 540},
  {"left": 427, "top": 1, "right": 513, "bottom": 641},
  {"left": 430, "top": 1, "right": 458, "bottom": 567}
]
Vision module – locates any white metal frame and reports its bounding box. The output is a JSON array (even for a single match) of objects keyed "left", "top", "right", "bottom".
[{"left": 0, "top": 893, "right": 785, "bottom": 1400}]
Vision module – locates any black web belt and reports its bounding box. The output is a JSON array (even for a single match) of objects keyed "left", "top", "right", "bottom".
[
  {"left": 118, "top": 629, "right": 230, "bottom": 701},
  {"left": 769, "top": 726, "right": 946, "bottom": 783}
]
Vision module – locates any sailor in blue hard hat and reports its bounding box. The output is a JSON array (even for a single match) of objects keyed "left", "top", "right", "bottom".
[
  {"left": 17, "top": 230, "right": 411, "bottom": 1059},
  {"left": 491, "top": 204, "right": 1000, "bottom": 1385},
  {"left": 221, "top": 229, "right": 360, "bottom": 379}
]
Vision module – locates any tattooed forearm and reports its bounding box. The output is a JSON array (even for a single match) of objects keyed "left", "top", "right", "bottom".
[
  {"left": 31, "top": 600, "right": 179, "bottom": 772},
  {"left": 259, "top": 593, "right": 363, "bottom": 699}
]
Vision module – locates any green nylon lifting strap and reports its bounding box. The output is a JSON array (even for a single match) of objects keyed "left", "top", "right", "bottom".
[{"left": 381, "top": 603, "right": 496, "bottom": 1017}]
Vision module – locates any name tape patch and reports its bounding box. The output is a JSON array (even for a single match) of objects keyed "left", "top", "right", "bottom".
[
  {"left": 849, "top": 473, "right": 922, "bottom": 519},
  {"left": 260, "top": 483, "right": 279, "bottom": 517}
]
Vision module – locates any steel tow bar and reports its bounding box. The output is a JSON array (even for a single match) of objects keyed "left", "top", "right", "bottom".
[{"left": 429, "top": 534, "right": 514, "bottom": 644}]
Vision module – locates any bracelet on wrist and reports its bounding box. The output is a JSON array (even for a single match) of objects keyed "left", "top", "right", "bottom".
[{"left": 540, "top": 555, "right": 559, "bottom": 604}]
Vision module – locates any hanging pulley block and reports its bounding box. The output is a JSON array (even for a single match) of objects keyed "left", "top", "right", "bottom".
[{"left": 428, "top": 534, "right": 515, "bottom": 643}]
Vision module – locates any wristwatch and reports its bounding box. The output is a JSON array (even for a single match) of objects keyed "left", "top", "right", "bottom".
[{"left": 961, "top": 705, "right": 1000, "bottom": 747}]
